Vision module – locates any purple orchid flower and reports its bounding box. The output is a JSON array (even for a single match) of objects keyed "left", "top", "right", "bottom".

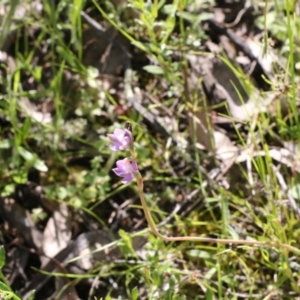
[
  {"left": 108, "top": 128, "right": 133, "bottom": 151},
  {"left": 112, "top": 158, "right": 139, "bottom": 184}
]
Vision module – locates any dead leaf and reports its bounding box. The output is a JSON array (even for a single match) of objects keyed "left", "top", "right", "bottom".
[
  {"left": 185, "top": 55, "right": 215, "bottom": 153},
  {"left": 186, "top": 54, "right": 239, "bottom": 165},
  {"left": 214, "top": 131, "right": 239, "bottom": 161},
  {"left": 83, "top": 26, "right": 131, "bottom": 76},
  {"left": 19, "top": 97, "right": 52, "bottom": 124},
  {"left": 42, "top": 203, "right": 72, "bottom": 263}
]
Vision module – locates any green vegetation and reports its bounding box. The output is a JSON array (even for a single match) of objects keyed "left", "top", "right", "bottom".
[{"left": 1, "top": 0, "right": 300, "bottom": 299}]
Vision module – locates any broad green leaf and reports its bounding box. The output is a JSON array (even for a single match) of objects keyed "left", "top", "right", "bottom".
[
  {"left": 0, "top": 281, "right": 10, "bottom": 292},
  {"left": 205, "top": 288, "right": 213, "bottom": 300}
]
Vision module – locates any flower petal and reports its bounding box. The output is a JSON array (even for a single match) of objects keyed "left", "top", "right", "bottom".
[
  {"left": 121, "top": 173, "right": 135, "bottom": 184},
  {"left": 110, "top": 144, "right": 121, "bottom": 151},
  {"left": 113, "top": 128, "right": 125, "bottom": 136},
  {"left": 116, "top": 159, "right": 128, "bottom": 172},
  {"left": 112, "top": 167, "right": 125, "bottom": 177},
  {"left": 107, "top": 134, "right": 117, "bottom": 141},
  {"left": 128, "top": 159, "right": 138, "bottom": 172},
  {"left": 108, "top": 128, "right": 132, "bottom": 151},
  {"left": 123, "top": 129, "right": 132, "bottom": 140},
  {"left": 112, "top": 158, "right": 138, "bottom": 184}
]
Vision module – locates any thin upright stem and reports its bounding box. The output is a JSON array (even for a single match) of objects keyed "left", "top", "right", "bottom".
[
  {"left": 136, "top": 177, "right": 300, "bottom": 256},
  {"left": 124, "top": 126, "right": 300, "bottom": 256}
]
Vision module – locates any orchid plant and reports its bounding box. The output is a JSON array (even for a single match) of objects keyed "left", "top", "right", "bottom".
[{"left": 108, "top": 123, "right": 300, "bottom": 255}]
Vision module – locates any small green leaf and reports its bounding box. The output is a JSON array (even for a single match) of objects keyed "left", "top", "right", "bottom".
[
  {"left": 289, "top": 184, "right": 300, "bottom": 201},
  {"left": 187, "top": 249, "right": 213, "bottom": 259},
  {"left": 70, "top": 196, "right": 85, "bottom": 208},
  {"left": 131, "top": 286, "right": 139, "bottom": 300},
  {"left": 143, "top": 65, "right": 164, "bottom": 74},
  {"left": 118, "top": 230, "right": 135, "bottom": 254},
  {"left": 13, "top": 170, "right": 28, "bottom": 184},
  {"left": 118, "top": 229, "right": 131, "bottom": 243},
  {"left": 83, "top": 187, "right": 97, "bottom": 199},
  {"left": 33, "top": 159, "right": 48, "bottom": 172},
  {"left": 162, "top": 4, "right": 176, "bottom": 14},
  {"left": 57, "top": 187, "right": 68, "bottom": 200},
  {"left": 0, "top": 139, "right": 11, "bottom": 149},
  {"left": 87, "top": 66, "right": 99, "bottom": 78},
  {"left": 0, "top": 246, "right": 5, "bottom": 269},
  {"left": 17, "top": 147, "right": 48, "bottom": 172},
  {"left": 204, "top": 267, "right": 217, "bottom": 280},
  {"left": 18, "top": 146, "right": 34, "bottom": 161},
  {"left": 1, "top": 184, "right": 15, "bottom": 197}
]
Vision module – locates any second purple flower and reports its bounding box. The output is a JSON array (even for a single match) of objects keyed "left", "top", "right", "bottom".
[
  {"left": 112, "top": 158, "right": 139, "bottom": 184},
  {"left": 108, "top": 128, "right": 133, "bottom": 151}
]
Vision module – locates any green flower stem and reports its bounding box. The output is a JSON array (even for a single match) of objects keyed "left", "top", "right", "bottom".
[
  {"left": 128, "top": 130, "right": 300, "bottom": 255},
  {"left": 136, "top": 176, "right": 300, "bottom": 256},
  {"left": 129, "top": 145, "right": 137, "bottom": 161}
]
